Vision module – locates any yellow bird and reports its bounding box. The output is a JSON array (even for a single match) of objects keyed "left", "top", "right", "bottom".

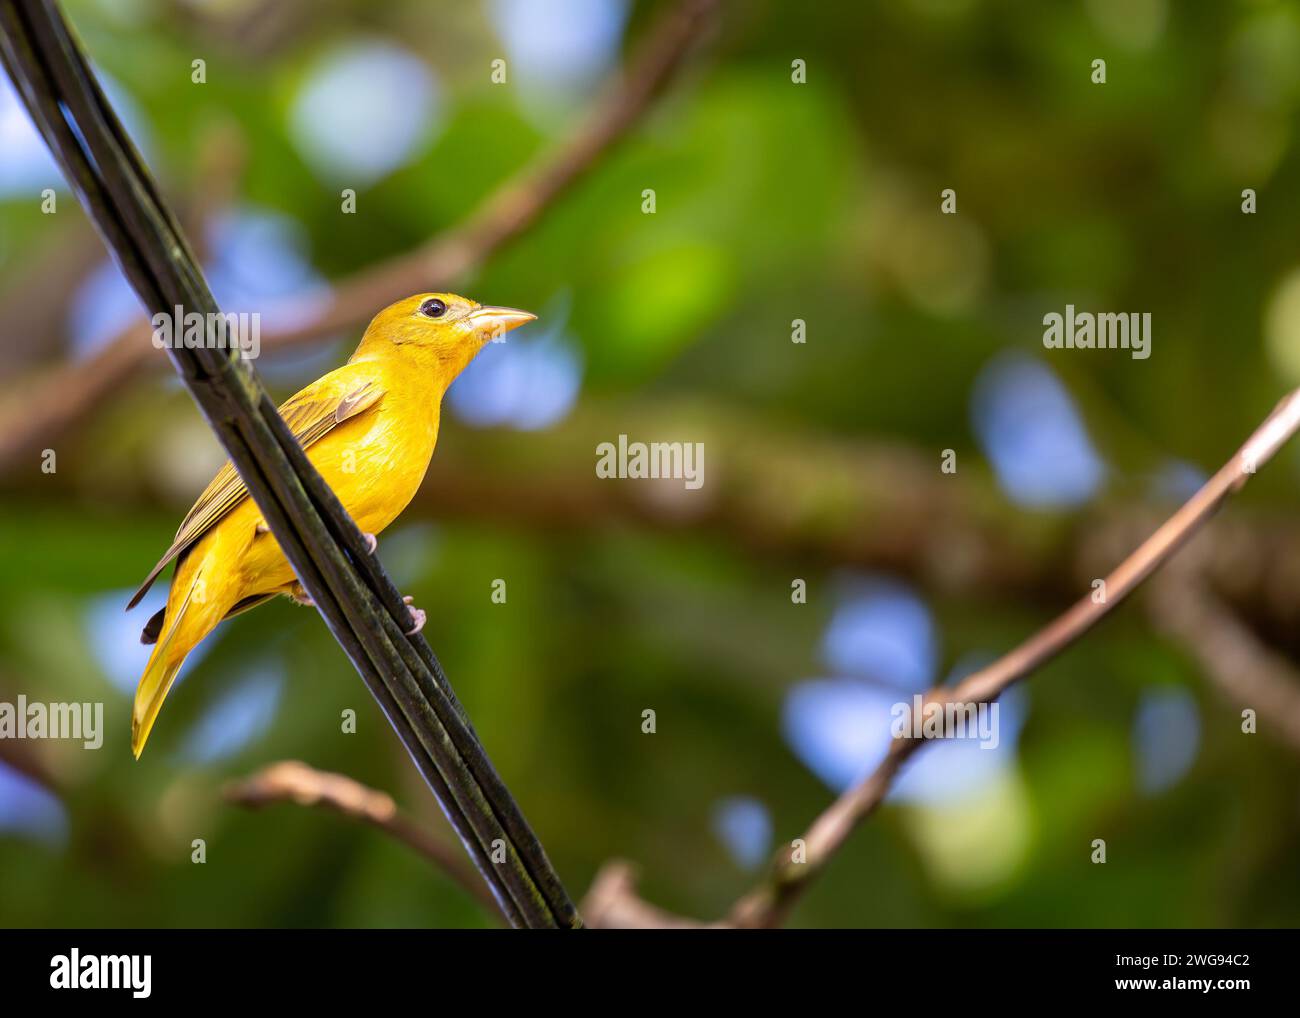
[{"left": 126, "top": 293, "right": 535, "bottom": 758}]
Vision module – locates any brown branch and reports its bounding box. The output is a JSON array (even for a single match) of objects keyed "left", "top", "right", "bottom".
[
  {"left": 580, "top": 861, "right": 713, "bottom": 929},
  {"left": 262, "top": 0, "right": 718, "bottom": 346},
  {"left": 227, "top": 761, "right": 709, "bottom": 928},
  {"left": 726, "top": 387, "right": 1300, "bottom": 928},
  {"left": 0, "top": 0, "right": 718, "bottom": 475},
  {"left": 225, "top": 760, "right": 504, "bottom": 921}
]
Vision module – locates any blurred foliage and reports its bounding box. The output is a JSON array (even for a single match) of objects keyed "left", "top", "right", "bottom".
[{"left": 1, "top": 0, "right": 1300, "bottom": 928}]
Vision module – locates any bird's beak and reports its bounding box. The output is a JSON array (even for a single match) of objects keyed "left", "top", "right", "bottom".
[{"left": 467, "top": 305, "right": 537, "bottom": 343}]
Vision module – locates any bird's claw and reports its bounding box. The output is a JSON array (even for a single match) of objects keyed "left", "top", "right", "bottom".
[
  {"left": 362, "top": 532, "right": 378, "bottom": 555},
  {"left": 403, "top": 595, "right": 426, "bottom": 636}
]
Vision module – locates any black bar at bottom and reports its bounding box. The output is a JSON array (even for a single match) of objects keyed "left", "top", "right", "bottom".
[{"left": 0, "top": 928, "right": 1292, "bottom": 1005}]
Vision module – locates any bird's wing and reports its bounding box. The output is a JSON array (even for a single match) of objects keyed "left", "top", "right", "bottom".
[{"left": 127, "top": 372, "right": 385, "bottom": 609}]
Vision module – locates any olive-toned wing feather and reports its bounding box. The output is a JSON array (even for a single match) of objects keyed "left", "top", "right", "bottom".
[{"left": 127, "top": 376, "right": 384, "bottom": 609}]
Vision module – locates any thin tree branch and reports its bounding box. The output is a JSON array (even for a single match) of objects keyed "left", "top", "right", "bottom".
[
  {"left": 260, "top": 0, "right": 719, "bottom": 347},
  {"left": 0, "top": 0, "right": 719, "bottom": 474},
  {"left": 580, "top": 861, "right": 712, "bottom": 929},
  {"left": 226, "top": 761, "right": 705, "bottom": 928},
  {"left": 726, "top": 387, "right": 1300, "bottom": 928},
  {"left": 226, "top": 761, "right": 504, "bottom": 920},
  {"left": 0, "top": 0, "right": 576, "bottom": 928}
]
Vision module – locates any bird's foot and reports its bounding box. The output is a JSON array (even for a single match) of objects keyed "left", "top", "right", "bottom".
[
  {"left": 361, "top": 532, "right": 378, "bottom": 555},
  {"left": 403, "top": 595, "right": 426, "bottom": 636},
  {"left": 289, "top": 582, "right": 314, "bottom": 607}
]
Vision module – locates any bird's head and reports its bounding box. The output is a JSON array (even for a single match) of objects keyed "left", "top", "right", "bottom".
[{"left": 353, "top": 292, "right": 536, "bottom": 380}]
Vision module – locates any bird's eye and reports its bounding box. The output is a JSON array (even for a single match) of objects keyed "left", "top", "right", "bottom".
[{"left": 419, "top": 298, "right": 447, "bottom": 318}]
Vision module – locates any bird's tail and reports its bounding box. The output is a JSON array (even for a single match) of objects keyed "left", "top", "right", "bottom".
[{"left": 132, "top": 556, "right": 216, "bottom": 758}]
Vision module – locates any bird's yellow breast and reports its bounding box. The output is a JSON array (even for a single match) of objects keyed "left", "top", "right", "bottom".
[
  {"left": 313, "top": 387, "right": 439, "bottom": 534},
  {"left": 233, "top": 368, "right": 440, "bottom": 596}
]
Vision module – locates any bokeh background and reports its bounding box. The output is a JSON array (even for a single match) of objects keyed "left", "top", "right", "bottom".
[{"left": 2, "top": 0, "right": 1300, "bottom": 928}]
